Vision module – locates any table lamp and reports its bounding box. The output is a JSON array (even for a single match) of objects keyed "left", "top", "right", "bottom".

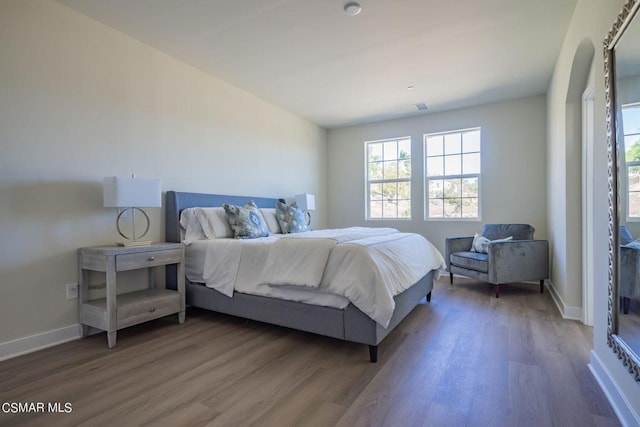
[{"left": 103, "top": 176, "right": 161, "bottom": 246}]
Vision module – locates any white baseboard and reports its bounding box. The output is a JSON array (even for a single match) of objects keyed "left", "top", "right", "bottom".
[
  {"left": 0, "top": 324, "right": 82, "bottom": 362},
  {"left": 546, "top": 279, "right": 583, "bottom": 321},
  {"left": 589, "top": 350, "right": 640, "bottom": 427}
]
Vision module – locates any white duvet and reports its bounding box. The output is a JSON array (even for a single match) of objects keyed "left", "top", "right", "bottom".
[{"left": 192, "top": 227, "right": 445, "bottom": 327}]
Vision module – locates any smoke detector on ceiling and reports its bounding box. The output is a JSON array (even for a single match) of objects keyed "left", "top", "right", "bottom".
[{"left": 344, "top": 2, "right": 362, "bottom": 16}]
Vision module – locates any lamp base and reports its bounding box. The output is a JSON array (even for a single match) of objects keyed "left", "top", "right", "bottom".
[{"left": 116, "top": 240, "right": 153, "bottom": 247}]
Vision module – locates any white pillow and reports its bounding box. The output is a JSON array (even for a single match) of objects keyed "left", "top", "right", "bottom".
[
  {"left": 180, "top": 207, "right": 234, "bottom": 239},
  {"left": 179, "top": 209, "right": 207, "bottom": 244},
  {"left": 471, "top": 233, "right": 513, "bottom": 254},
  {"left": 195, "top": 207, "right": 233, "bottom": 238},
  {"left": 260, "top": 208, "right": 282, "bottom": 234}
]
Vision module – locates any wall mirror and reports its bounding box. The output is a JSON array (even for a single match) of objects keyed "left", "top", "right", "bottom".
[{"left": 606, "top": 0, "right": 640, "bottom": 381}]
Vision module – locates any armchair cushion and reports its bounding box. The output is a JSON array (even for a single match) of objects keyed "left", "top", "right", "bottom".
[
  {"left": 444, "top": 236, "right": 475, "bottom": 271},
  {"left": 450, "top": 251, "right": 488, "bottom": 273}
]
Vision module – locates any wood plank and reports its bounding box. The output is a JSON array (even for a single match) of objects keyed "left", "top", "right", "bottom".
[{"left": 0, "top": 278, "right": 621, "bottom": 427}]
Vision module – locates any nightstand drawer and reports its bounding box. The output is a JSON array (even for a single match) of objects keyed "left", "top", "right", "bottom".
[
  {"left": 116, "top": 248, "right": 182, "bottom": 271},
  {"left": 117, "top": 289, "right": 181, "bottom": 329}
]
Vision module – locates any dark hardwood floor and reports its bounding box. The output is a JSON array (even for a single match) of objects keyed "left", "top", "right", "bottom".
[{"left": 0, "top": 277, "right": 621, "bottom": 426}]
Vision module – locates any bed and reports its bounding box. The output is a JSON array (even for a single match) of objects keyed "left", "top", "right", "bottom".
[{"left": 165, "top": 191, "right": 444, "bottom": 362}]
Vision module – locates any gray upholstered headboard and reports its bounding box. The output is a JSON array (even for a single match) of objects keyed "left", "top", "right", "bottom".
[{"left": 164, "top": 191, "right": 280, "bottom": 289}]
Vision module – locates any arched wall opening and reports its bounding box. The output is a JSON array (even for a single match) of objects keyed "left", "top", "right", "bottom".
[{"left": 564, "top": 37, "right": 595, "bottom": 315}]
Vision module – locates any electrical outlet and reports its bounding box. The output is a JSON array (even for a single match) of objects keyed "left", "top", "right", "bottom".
[{"left": 66, "top": 283, "right": 79, "bottom": 300}]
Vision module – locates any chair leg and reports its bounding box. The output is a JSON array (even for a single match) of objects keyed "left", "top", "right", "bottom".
[
  {"left": 449, "top": 272, "right": 453, "bottom": 285},
  {"left": 540, "top": 280, "right": 544, "bottom": 294},
  {"left": 368, "top": 345, "right": 378, "bottom": 363},
  {"left": 495, "top": 284, "right": 500, "bottom": 298}
]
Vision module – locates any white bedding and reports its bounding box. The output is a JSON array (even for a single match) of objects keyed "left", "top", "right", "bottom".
[{"left": 184, "top": 227, "right": 445, "bottom": 327}]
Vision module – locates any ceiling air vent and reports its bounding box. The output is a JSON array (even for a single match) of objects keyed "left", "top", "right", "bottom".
[{"left": 415, "top": 103, "right": 428, "bottom": 111}]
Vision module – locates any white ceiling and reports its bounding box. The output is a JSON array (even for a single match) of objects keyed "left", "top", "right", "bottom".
[{"left": 57, "top": 0, "right": 577, "bottom": 129}]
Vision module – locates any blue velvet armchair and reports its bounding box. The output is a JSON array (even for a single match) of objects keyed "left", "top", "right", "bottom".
[{"left": 445, "top": 224, "right": 549, "bottom": 298}]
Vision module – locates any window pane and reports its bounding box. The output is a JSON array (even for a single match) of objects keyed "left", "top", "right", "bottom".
[
  {"left": 461, "top": 178, "right": 478, "bottom": 197},
  {"left": 444, "top": 179, "right": 461, "bottom": 197},
  {"left": 428, "top": 180, "right": 444, "bottom": 198},
  {"left": 426, "top": 135, "right": 443, "bottom": 156},
  {"left": 370, "top": 183, "right": 383, "bottom": 200},
  {"left": 398, "top": 139, "right": 411, "bottom": 159},
  {"left": 398, "top": 159, "right": 411, "bottom": 178},
  {"left": 398, "top": 200, "right": 411, "bottom": 218},
  {"left": 625, "top": 136, "right": 640, "bottom": 162},
  {"left": 444, "top": 198, "right": 461, "bottom": 217},
  {"left": 369, "top": 201, "right": 383, "bottom": 218},
  {"left": 622, "top": 105, "right": 640, "bottom": 136},
  {"left": 398, "top": 181, "right": 411, "bottom": 199},
  {"left": 368, "top": 143, "right": 382, "bottom": 162},
  {"left": 382, "top": 182, "right": 397, "bottom": 199},
  {"left": 383, "top": 141, "right": 398, "bottom": 160},
  {"left": 367, "top": 143, "right": 382, "bottom": 162},
  {"left": 444, "top": 155, "right": 462, "bottom": 176},
  {"left": 383, "top": 200, "right": 397, "bottom": 217},
  {"left": 462, "top": 198, "right": 478, "bottom": 218},
  {"left": 462, "top": 130, "right": 481, "bottom": 153},
  {"left": 630, "top": 192, "right": 640, "bottom": 217},
  {"left": 429, "top": 199, "right": 443, "bottom": 218},
  {"left": 444, "top": 133, "right": 461, "bottom": 155},
  {"left": 383, "top": 161, "right": 398, "bottom": 179},
  {"left": 462, "top": 153, "right": 480, "bottom": 174},
  {"left": 630, "top": 166, "right": 640, "bottom": 192},
  {"left": 426, "top": 157, "right": 444, "bottom": 177},
  {"left": 368, "top": 162, "right": 383, "bottom": 180}
]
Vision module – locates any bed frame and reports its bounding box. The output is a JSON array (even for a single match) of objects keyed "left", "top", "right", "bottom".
[{"left": 165, "top": 191, "right": 435, "bottom": 362}]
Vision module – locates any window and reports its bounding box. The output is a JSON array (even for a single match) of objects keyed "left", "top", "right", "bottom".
[
  {"left": 424, "top": 128, "right": 481, "bottom": 219},
  {"left": 623, "top": 103, "right": 640, "bottom": 220},
  {"left": 365, "top": 137, "right": 411, "bottom": 219}
]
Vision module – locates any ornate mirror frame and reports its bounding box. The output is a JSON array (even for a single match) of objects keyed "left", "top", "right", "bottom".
[{"left": 605, "top": 0, "right": 640, "bottom": 382}]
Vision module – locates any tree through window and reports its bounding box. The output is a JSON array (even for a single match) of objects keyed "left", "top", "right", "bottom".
[
  {"left": 424, "top": 128, "right": 481, "bottom": 219},
  {"left": 365, "top": 137, "right": 411, "bottom": 219}
]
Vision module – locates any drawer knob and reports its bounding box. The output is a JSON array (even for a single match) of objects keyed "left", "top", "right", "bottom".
[
  {"left": 148, "top": 256, "right": 155, "bottom": 261},
  {"left": 149, "top": 308, "right": 156, "bottom": 313}
]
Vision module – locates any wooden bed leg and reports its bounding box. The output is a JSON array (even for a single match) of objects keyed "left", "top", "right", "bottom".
[
  {"left": 623, "top": 297, "right": 631, "bottom": 315},
  {"left": 369, "top": 345, "right": 378, "bottom": 363},
  {"left": 426, "top": 291, "right": 432, "bottom": 302},
  {"left": 495, "top": 284, "right": 500, "bottom": 298},
  {"left": 449, "top": 272, "right": 453, "bottom": 285},
  {"left": 540, "top": 280, "right": 544, "bottom": 294}
]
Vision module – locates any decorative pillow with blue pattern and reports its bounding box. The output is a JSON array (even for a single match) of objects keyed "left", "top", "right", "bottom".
[
  {"left": 275, "top": 200, "right": 309, "bottom": 234},
  {"left": 222, "top": 201, "right": 270, "bottom": 239}
]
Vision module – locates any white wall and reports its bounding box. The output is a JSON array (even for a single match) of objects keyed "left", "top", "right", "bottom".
[
  {"left": 327, "top": 96, "right": 548, "bottom": 256},
  {"left": 0, "top": 0, "right": 327, "bottom": 349},
  {"left": 547, "top": 0, "right": 640, "bottom": 423}
]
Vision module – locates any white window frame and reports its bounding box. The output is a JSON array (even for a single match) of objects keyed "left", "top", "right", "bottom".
[
  {"left": 622, "top": 102, "right": 640, "bottom": 222},
  {"left": 423, "top": 127, "right": 482, "bottom": 221},
  {"left": 364, "top": 136, "right": 412, "bottom": 220}
]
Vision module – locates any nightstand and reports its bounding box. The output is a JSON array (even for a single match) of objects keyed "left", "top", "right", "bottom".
[{"left": 78, "top": 243, "right": 185, "bottom": 348}]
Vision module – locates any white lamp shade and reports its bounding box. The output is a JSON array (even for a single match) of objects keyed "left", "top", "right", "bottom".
[
  {"left": 294, "top": 193, "right": 316, "bottom": 211},
  {"left": 103, "top": 177, "right": 161, "bottom": 208}
]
